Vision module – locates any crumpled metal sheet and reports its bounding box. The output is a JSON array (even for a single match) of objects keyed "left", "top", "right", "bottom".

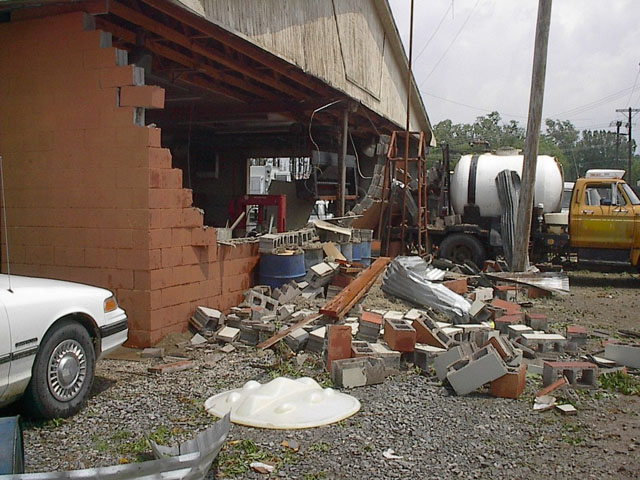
[
  {"left": 495, "top": 169, "right": 524, "bottom": 270},
  {"left": 382, "top": 256, "right": 471, "bottom": 322},
  {"left": 483, "top": 271, "right": 570, "bottom": 295},
  {"left": 6, "top": 414, "right": 230, "bottom": 480}
]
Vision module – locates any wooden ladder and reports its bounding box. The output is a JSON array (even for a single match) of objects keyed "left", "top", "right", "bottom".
[{"left": 377, "top": 131, "right": 429, "bottom": 256}]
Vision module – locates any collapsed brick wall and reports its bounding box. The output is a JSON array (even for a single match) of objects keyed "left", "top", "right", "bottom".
[{"left": 0, "top": 12, "right": 259, "bottom": 347}]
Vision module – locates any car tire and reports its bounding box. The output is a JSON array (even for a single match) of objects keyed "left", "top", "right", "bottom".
[
  {"left": 23, "top": 320, "right": 95, "bottom": 419},
  {"left": 439, "top": 233, "right": 486, "bottom": 266}
]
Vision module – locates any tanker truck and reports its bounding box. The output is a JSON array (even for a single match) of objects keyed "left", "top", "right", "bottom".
[{"left": 429, "top": 150, "right": 640, "bottom": 268}]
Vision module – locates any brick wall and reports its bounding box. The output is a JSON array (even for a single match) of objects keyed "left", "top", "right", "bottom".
[{"left": 0, "top": 12, "right": 259, "bottom": 347}]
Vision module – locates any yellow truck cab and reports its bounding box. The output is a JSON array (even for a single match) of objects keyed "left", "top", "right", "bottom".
[{"left": 569, "top": 169, "right": 640, "bottom": 266}]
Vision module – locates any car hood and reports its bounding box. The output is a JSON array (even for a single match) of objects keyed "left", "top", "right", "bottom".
[{"left": 0, "top": 274, "right": 112, "bottom": 299}]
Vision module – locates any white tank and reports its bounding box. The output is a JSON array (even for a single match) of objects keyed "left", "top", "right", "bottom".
[{"left": 450, "top": 153, "right": 564, "bottom": 217}]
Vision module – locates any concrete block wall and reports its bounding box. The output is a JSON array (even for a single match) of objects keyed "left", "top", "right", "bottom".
[{"left": 0, "top": 12, "right": 259, "bottom": 347}]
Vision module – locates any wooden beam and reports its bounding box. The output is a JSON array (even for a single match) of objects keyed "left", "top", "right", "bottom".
[
  {"left": 140, "top": 0, "right": 332, "bottom": 97},
  {"left": 320, "top": 257, "right": 391, "bottom": 319},
  {"left": 257, "top": 313, "right": 322, "bottom": 350},
  {"left": 109, "top": 1, "right": 303, "bottom": 100}
]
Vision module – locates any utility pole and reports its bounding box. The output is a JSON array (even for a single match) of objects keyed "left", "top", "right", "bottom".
[
  {"left": 512, "top": 0, "right": 552, "bottom": 272},
  {"left": 615, "top": 120, "right": 622, "bottom": 165},
  {"left": 616, "top": 108, "right": 639, "bottom": 185}
]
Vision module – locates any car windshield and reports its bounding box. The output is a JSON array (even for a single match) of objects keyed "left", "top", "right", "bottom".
[{"left": 621, "top": 183, "right": 640, "bottom": 205}]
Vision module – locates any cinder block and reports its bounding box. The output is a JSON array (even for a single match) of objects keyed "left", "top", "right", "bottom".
[
  {"left": 434, "top": 343, "right": 475, "bottom": 381},
  {"left": 542, "top": 361, "right": 598, "bottom": 388},
  {"left": 244, "top": 290, "right": 279, "bottom": 313},
  {"left": 494, "top": 314, "right": 525, "bottom": 334},
  {"left": 520, "top": 333, "right": 566, "bottom": 353},
  {"left": 566, "top": 325, "right": 588, "bottom": 346},
  {"left": 383, "top": 318, "right": 416, "bottom": 352},
  {"left": 507, "top": 324, "right": 533, "bottom": 340},
  {"left": 469, "top": 300, "right": 492, "bottom": 323},
  {"left": 414, "top": 344, "right": 446, "bottom": 371},
  {"left": 474, "top": 287, "right": 494, "bottom": 302},
  {"left": 604, "top": 343, "right": 640, "bottom": 368},
  {"left": 331, "top": 356, "right": 387, "bottom": 388},
  {"left": 491, "top": 298, "right": 521, "bottom": 315},
  {"left": 215, "top": 325, "right": 240, "bottom": 343},
  {"left": 351, "top": 340, "right": 375, "bottom": 358},
  {"left": 525, "top": 312, "right": 548, "bottom": 331},
  {"left": 486, "top": 335, "right": 518, "bottom": 362},
  {"left": 120, "top": 85, "right": 165, "bottom": 109},
  {"left": 368, "top": 342, "right": 401, "bottom": 372},
  {"left": 326, "top": 325, "right": 352, "bottom": 371},
  {"left": 446, "top": 345, "right": 509, "bottom": 396},
  {"left": 284, "top": 328, "right": 309, "bottom": 352},
  {"left": 490, "top": 363, "right": 527, "bottom": 399},
  {"left": 413, "top": 316, "right": 453, "bottom": 349}
]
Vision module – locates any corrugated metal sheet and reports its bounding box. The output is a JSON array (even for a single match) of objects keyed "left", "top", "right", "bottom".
[{"left": 189, "top": 0, "right": 431, "bottom": 134}]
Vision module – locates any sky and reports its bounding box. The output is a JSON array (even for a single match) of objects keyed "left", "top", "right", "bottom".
[{"left": 389, "top": 0, "right": 640, "bottom": 145}]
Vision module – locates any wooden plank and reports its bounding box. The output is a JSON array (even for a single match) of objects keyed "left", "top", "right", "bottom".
[
  {"left": 257, "top": 313, "right": 322, "bottom": 350},
  {"left": 320, "top": 257, "right": 390, "bottom": 318}
]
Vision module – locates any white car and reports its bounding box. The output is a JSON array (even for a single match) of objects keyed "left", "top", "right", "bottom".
[{"left": 0, "top": 274, "right": 128, "bottom": 418}]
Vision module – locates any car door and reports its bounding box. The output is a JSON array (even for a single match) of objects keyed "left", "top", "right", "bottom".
[
  {"left": 608, "top": 182, "right": 636, "bottom": 250},
  {"left": 571, "top": 182, "right": 615, "bottom": 247},
  {"left": 0, "top": 292, "right": 11, "bottom": 398}
]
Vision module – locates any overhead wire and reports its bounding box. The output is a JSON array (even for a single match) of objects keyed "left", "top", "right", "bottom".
[
  {"left": 308, "top": 99, "right": 342, "bottom": 153},
  {"left": 550, "top": 85, "right": 635, "bottom": 118},
  {"left": 626, "top": 64, "right": 640, "bottom": 106},
  {"left": 414, "top": 1, "right": 454, "bottom": 62},
  {"left": 419, "top": 0, "right": 482, "bottom": 87}
]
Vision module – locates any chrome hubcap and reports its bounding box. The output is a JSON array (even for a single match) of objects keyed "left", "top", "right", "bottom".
[{"left": 47, "top": 340, "right": 87, "bottom": 401}]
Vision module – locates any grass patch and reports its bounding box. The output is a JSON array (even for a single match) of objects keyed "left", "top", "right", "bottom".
[
  {"left": 309, "top": 442, "right": 331, "bottom": 453},
  {"left": 561, "top": 422, "right": 584, "bottom": 446},
  {"left": 303, "top": 472, "right": 327, "bottom": 480},
  {"left": 217, "top": 440, "right": 274, "bottom": 477},
  {"left": 599, "top": 371, "right": 640, "bottom": 396}
]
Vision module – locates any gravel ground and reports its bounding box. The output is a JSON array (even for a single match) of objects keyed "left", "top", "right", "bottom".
[{"left": 5, "top": 270, "right": 640, "bottom": 479}]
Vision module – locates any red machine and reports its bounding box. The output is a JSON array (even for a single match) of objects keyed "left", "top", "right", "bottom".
[{"left": 229, "top": 194, "right": 287, "bottom": 233}]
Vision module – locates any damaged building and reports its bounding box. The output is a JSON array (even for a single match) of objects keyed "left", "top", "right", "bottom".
[{"left": 0, "top": 0, "right": 434, "bottom": 346}]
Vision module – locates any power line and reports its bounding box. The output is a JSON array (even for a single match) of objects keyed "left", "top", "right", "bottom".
[
  {"left": 414, "top": 2, "right": 453, "bottom": 62},
  {"left": 419, "top": 0, "right": 482, "bottom": 87},
  {"left": 550, "top": 85, "right": 635, "bottom": 118},
  {"left": 422, "top": 91, "right": 527, "bottom": 118},
  {"left": 626, "top": 63, "right": 640, "bottom": 106}
]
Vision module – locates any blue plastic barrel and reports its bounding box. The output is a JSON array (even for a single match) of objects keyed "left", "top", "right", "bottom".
[
  {"left": 361, "top": 241, "right": 372, "bottom": 266},
  {"left": 352, "top": 241, "right": 362, "bottom": 261},
  {"left": 340, "top": 242, "right": 353, "bottom": 261},
  {"left": 259, "top": 252, "right": 306, "bottom": 289}
]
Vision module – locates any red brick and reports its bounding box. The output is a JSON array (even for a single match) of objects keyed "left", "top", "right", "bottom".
[
  {"left": 360, "top": 311, "right": 382, "bottom": 325},
  {"left": 149, "top": 268, "right": 174, "bottom": 290},
  {"left": 528, "top": 286, "right": 551, "bottom": 299},
  {"left": 443, "top": 278, "right": 468, "bottom": 295},
  {"left": 413, "top": 318, "right": 447, "bottom": 348},
  {"left": 173, "top": 264, "right": 205, "bottom": 285},
  {"left": 161, "top": 284, "right": 191, "bottom": 308},
  {"left": 171, "top": 228, "right": 192, "bottom": 247},
  {"left": 149, "top": 209, "right": 182, "bottom": 229},
  {"left": 326, "top": 325, "right": 352, "bottom": 371},
  {"left": 125, "top": 329, "right": 151, "bottom": 348},
  {"left": 148, "top": 359, "right": 194, "bottom": 374},
  {"left": 383, "top": 318, "right": 416, "bottom": 352},
  {"left": 536, "top": 376, "right": 566, "bottom": 397},
  {"left": 491, "top": 298, "right": 521, "bottom": 315},
  {"left": 116, "top": 248, "right": 150, "bottom": 270},
  {"left": 566, "top": 325, "right": 587, "bottom": 335},
  {"left": 149, "top": 189, "right": 183, "bottom": 209},
  {"left": 148, "top": 148, "right": 172, "bottom": 169},
  {"left": 222, "top": 273, "right": 250, "bottom": 294},
  {"left": 490, "top": 364, "right": 527, "bottom": 399},
  {"left": 161, "top": 247, "right": 182, "bottom": 268},
  {"left": 149, "top": 229, "right": 171, "bottom": 249},
  {"left": 100, "top": 65, "right": 138, "bottom": 88},
  {"left": 102, "top": 268, "right": 134, "bottom": 289},
  {"left": 84, "top": 248, "right": 117, "bottom": 267},
  {"left": 182, "top": 246, "right": 200, "bottom": 265},
  {"left": 83, "top": 47, "right": 123, "bottom": 70},
  {"left": 181, "top": 207, "right": 203, "bottom": 227},
  {"left": 149, "top": 168, "right": 182, "bottom": 189},
  {"left": 120, "top": 85, "right": 164, "bottom": 109}
]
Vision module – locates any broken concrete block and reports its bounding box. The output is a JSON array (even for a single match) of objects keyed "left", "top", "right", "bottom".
[
  {"left": 220, "top": 343, "right": 236, "bottom": 353},
  {"left": 446, "top": 345, "right": 509, "bottom": 396},
  {"left": 494, "top": 285, "right": 519, "bottom": 301},
  {"left": 245, "top": 290, "right": 279, "bottom": 312},
  {"left": 434, "top": 343, "right": 475, "bottom": 381},
  {"left": 486, "top": 335, "right": 518, "bottom": 362},
  {"left": 566, "top": 325, "right": 588, "bottom": 346},
  {"left": 276, "top": 304, "right": 296, "bottom": 322},
  {"left": 215, "top": 326, "right": 240, "bottom": 343},
  {"left": 272, "top": 282, "right": 301, "bottom": 303},
  {"left": 148, "top": 360, "right": 195, "bottom": 374},
  {"left": 542, "top": 361, "right": 598, "bottom": 388},
  {"left": 414, "top": 344, "right": 446, "bottom": 371},
  {"left": 190, "top": 333, "right": 207, "bottom": 345},
  {"left": 556, "top": 403, "right": 577, "bottom": 415},
  {"left": 413, "top": 316, "right": 454, "bottom": 349},
  {"left": 491, "top": 298, "right": 521, "bottom": 315},
  {"left": 331, "top": 356, "right": 387, "bottom": 388},
  {"left": 383, "top": 318, "right": 416, "bottom": 352},
  {"left": 141, "top": 347, "right": 164, "bottom": 358},
  {"left": 490, "top": 363, "right": 527, "bottom": 399},
  {"left": 369, "top": 342, "right": 401, "bottom": 372},
  {"left": 302, "top": 286, "right": 324, "bottom": 299},
  {"left": 469, "top": 300, "right": 492, "bottom": 323},
  {"left": 494, "top": 314, "right": 524, "bottom": 334},
  {"left": 474, "top": 287, "right": 494, "bottom": 302},
  {"left": 404, "top": 309, "right": 423, "bottom": 321},
  {"left": 604, "top": 343, "right": 640, "bottom": 368},
  {"left": 225, "top": 313, "right": 242, "bottom": 328},
  {"left": 310, "top": 261, "right": 335, "bottom": 277},
  {"left": 383, "top": 310, "right": 405, "bottom": 322},
  {"left": 284, "top": 328, "right": 309, "bottom": 352},
  {"left": 507, "top": 324, "right": 533, "bottom": 339},
  {"left": 520, "top": 333, "right": 566, "bottom": 352},
  {"left": 326, "top": 325, "right": 351, "bottom": 370},
  {"left": 525, "top": 312, "right": 548, "bottom": 331}
]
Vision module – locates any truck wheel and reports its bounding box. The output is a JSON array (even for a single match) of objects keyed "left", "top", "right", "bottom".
[
  {"left": 439, "top": 234, "right": 486, "bottom": 266},
  {"left": 23, "top": 320, "right": 95, "bottom": 419}
]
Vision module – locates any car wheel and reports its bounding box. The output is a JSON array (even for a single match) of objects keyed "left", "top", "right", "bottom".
[
  {"left": 439, "top": 233, "right": 486, "bottom": 266},
  {"left": 23, "top": 320, "right": 95, "bottom": 419}
]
